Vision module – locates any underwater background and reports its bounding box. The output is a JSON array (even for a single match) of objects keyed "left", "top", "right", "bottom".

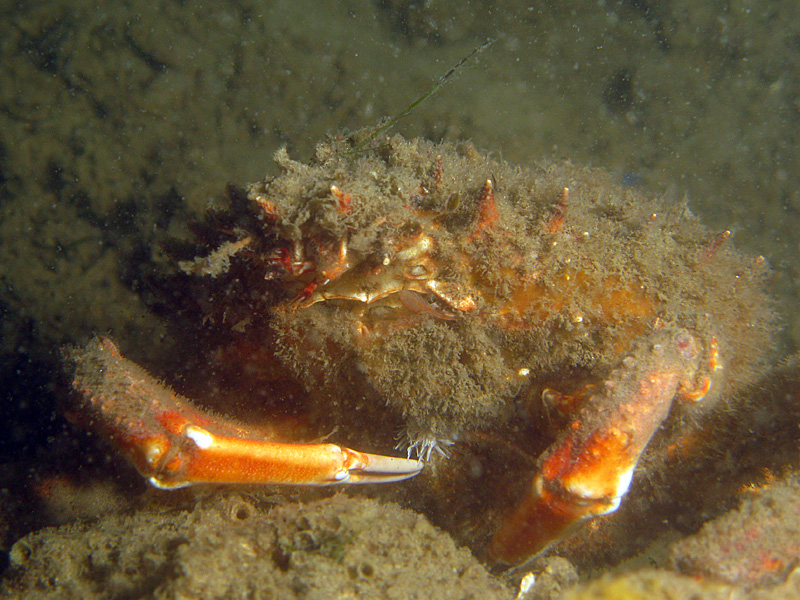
[{"left": 1, "top": 1, "right": 799, "bottom": 598}]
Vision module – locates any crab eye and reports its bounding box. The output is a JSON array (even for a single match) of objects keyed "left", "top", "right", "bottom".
[{"left": 407, "top": 264, "right": 429, "bottom": 278}]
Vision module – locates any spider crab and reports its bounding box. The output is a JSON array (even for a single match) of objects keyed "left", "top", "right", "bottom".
[{"left": 69, "top": 134, "right": 773, "bottom": 567}]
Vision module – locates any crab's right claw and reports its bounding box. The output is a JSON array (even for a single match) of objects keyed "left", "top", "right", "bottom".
[
  {"left": 68, "top": 337, "right": 423, "bottom": 489},
  {"left": 340, "top": 447, "right": 424, "bottom": 484}
]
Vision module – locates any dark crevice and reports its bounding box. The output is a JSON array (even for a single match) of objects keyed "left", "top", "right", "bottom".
[{"left": 123, "top": 32, "right": 170, "bottom": 74}]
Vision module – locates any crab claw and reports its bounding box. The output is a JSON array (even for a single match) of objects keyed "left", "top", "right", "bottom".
[
  {"left": 488, "top": 328, "right": 708, "bottom": 565},
  {"left": 133, "top": 428, "right": 422, "bottom": 489},
  {"left": 67, "top": 337, "right": 422, "bottom": 489},
  {"left": 336, "top": 447, "right": 425, "bottom": 484}
]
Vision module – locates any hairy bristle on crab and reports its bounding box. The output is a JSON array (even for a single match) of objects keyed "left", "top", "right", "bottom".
[{"left": 395, "top": 427, "right": 457, "bottom": 462}]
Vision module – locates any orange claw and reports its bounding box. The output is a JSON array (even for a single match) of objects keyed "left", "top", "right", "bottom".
[
  {"left": 68, "top": 338, "right": 422, "bottom": 489},
  {"left": 488, "top": 328, "right": 704, "bottom": 565}
]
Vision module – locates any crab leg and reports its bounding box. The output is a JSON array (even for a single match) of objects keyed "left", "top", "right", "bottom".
[
  {"left": 488, "top": 328, "right": 707, "bottom": 565},
  {"left": 68, "top": 337, "right": 422, "bottom": 489}
]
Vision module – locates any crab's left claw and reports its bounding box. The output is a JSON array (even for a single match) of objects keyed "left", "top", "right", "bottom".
[
  {"left": 67, "top": 337, "right": 422, "bottom": 489},
  {"left": 488, "top": 328, "right": 712, "bottom": 566}
]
